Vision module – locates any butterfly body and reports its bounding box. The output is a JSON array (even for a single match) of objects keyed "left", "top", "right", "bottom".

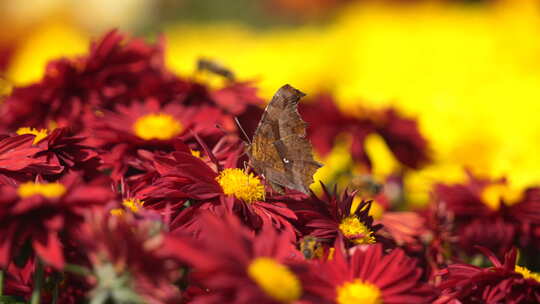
[{"left": 247, "top": 84, "right": 322, "bottom": 194}]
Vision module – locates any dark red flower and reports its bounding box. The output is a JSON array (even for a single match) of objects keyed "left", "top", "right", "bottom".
[
  {"left": 300, "top": 94, "right": 430, "bottom": 170},
  {"left": 0, "top": 174, "right": 113, "bottom": 269},
  {"left": 435, "top": 173, "right": 540, "bottom": 256},
  {"left": 142, "top": 143, "right": 298, "bottom": 239},
  {"left": 306, "top": 242, "right": 436, "bottom": 304},
  {"left": 0, "top": 134, "right": 61, "bottom": 184},
  {"left": 31, "top": 127, "right": 102, "bottom": 179},
  {"left": 435, "top": 247, "right": 540, "bottom": 304},
  {"left": 357, "top": 181, "right": 428, "bottom": 249},
  {"left": 374, "top": 109, "right": 430, "bottom": 169},
  {"left": 0, "top": 30, "right": 181, "bottom": 132},
  {"left": 86, "top": 97, "right": 229, "bottom": 180},
  {"left": 162, "top": 212, "right": 316, "bottom": 304},
  {"left": 81, "top": 212, "right": 182, "bottom": 304},
  {"left": 299, "top": 184, "right": 386, "bottom": 247}
]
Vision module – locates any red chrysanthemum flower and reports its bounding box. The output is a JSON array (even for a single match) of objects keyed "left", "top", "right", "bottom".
[
  {"left": 435, "top": 173, "right": 540, "bottom": 256},
  {"left": 0, "top": 30, "right": 180, "bottom": 132},
  {"left": 299, "top": 185, "right": 386, "bottom": 247},
  {"left": 80, "top": 212, "right": 183, "bottom": 304},
  {"left": 299, "top": 94, "right": 430, "bottom": 170},
  {"left": 162, "top": 212, "right": 317, "bottom": 304},
  {"left": 0, "top": 174, "right": 113, "bottom": 269},
  {"left": 420, "top": 201, "right": 456, "bottom": 281},
  {"left": 0, "top": 134, "right": 61, "bottom": 184},
  {"left": 435, "top": 247, "right": 540, "bottom": 304},
  {"left": 357, "top": 183, "right": 428, "bottom": 249},
  {"left": 307, "top": 242, "right": 436, "bottom": 304},
  {"left": 87, "top": 97, "right": 229, "bottom": 179},
  {"left": 27, "top": 127, "right": 101, "bottom": 179},
  {"left": 142, "top": 143, "right": 298, "bottom": 239}
]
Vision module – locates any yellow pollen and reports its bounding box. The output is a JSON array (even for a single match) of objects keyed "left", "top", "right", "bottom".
[
  {"left": 247, "top": 257, "right": 302, "bottom": 303},
  {"left": 122, "top": 198, "right": 144, "bottom": 213},
  {"left": 515, "top": 266, "right": 540, "bottom": 283},
  {"left": 339, "top": 216, "right": 376, "bottom": 245},
  {"left": 133, "top": 113, "right": 183, "bottom": 140},
  {"left": 190, "top": 149, "right": 202, "bottom": 158},
  {"left": 18, "top": 182, "right": 66, "bottom": 199},
  {"left": 481, "top": 183, "right": 523, "bottom": 210},
  {"left": 336, "top": 280, "right": 382, "bottom": 304},
  {"left": 216, "top": 168, "right": 265, "bottom": 203},
  {"left": 16, "top": 127, "right": 49, "bottom": 144},
  {"left": 110, "top": 208, "right": 125, "bottom": 216},
  {"left": 110, "top": 198, "right": 144, "bottom": 217}
]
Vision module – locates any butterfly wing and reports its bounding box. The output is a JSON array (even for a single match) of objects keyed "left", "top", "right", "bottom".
[{"left": 248, "top": 84, "right": 322, "bottom": 194}]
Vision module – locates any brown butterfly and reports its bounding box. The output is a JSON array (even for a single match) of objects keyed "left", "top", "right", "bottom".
[{"left": 246, "top": 84, "right": 322, "bottom": 194}]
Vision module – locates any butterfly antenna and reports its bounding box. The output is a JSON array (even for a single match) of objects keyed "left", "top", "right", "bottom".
[{"left": 234, "top": 117, "right": 251, "bottom": 144}]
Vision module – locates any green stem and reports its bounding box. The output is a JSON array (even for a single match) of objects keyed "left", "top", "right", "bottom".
[
  {"left": 30, "top": 260, "right": 44, "bottom": 304},
  {"left": 0, "top": 269, "right": 4, "bottom": 297},
  {"left": 51, "top": 276, "right": 59, "bottom": 304},
  {"left": 64, "top": 263, "right": 91, "bottom": 276}
]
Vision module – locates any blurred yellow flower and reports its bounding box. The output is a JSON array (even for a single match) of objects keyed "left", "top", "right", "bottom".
[{"left": 7, "top": 20, "right": 89, "bottom": 85}]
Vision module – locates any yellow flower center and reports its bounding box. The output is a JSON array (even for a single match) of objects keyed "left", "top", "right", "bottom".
[
  {"left": 110, "top": 198, "right": 145, "bottom": 216},
  {"left": 18, "top": 182, "right": 66, "bottom": 199},
  {"left": 339, "top": 216, "right": 376, "bottom": 244},
  {"left": 122, "top": 198, "right": 144, "bottom": 212},
  {"left": 515, "top": 265, "right": 540, "bottom": 283},
  {"left": 16, "top": 127, "right": 49, "bottom": 144},
  {"left": 247, "top": 257, "right": 302, "bottom": 303},
  {"left": 481, "top": 183, "right": 523, "bottom": 210},
  {"left": 132, "top": 113, "right": 183, "bottom": 140},
  {"left": 216, "top": 168, "right": 265, "bottom": 203},
  {"left": 336, "top": 280, "right": 382, "bottom": 304}
]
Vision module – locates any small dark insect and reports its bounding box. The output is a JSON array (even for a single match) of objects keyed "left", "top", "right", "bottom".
[
  {"left": 246, "top": 84, "right": 323, "bottom": 194},
  {"left": 197, "top": 58, "right": 235, "bottom": 81},
  {"left": 350, "top": 174, "right": 383, "bottom": 197},
  {"left": 299, "top": 236, "right": 322, "bottom": 259}
]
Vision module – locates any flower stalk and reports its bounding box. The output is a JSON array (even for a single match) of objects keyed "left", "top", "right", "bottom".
[
  {"left": 0, "top": 269, "right": 3, "bottom": 296},
  {"left": 31, "top": 259, "right": 44, "bottom": 304}
]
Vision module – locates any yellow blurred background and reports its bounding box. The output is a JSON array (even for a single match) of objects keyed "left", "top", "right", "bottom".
[{"left": 2, "top": 0, "right": 540, "bottom": 205}]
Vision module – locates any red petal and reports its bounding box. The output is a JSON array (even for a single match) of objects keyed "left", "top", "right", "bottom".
[{"left": 33, "top": 232, "right": 64, "bottom": 269}]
